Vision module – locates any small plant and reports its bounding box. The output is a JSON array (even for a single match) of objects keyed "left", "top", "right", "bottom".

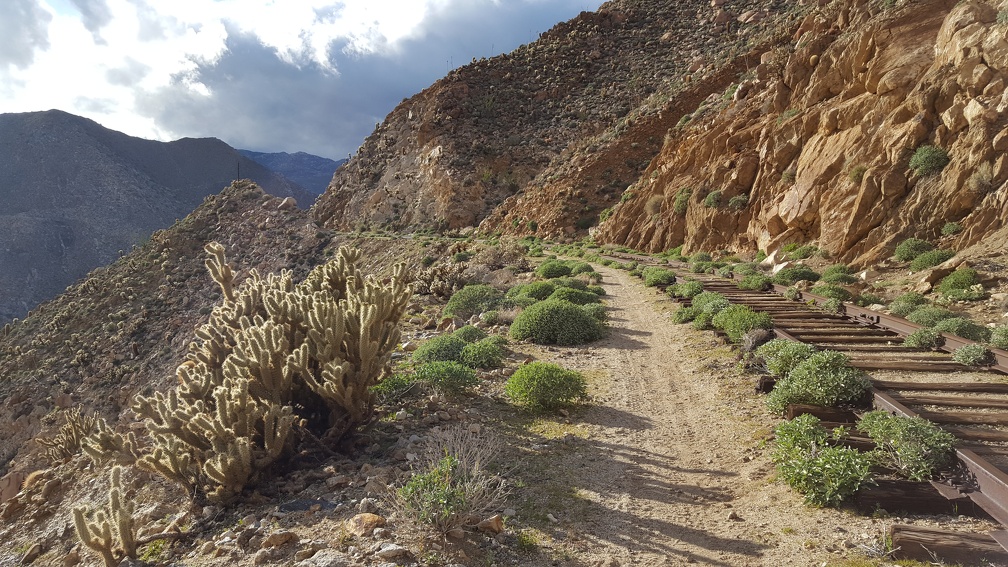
[
  {"left": 772, "top": 415, "right": 873, "bottom": 507},
  {"left": 909, "top": 249, "right": 955, "bottom": 270},
  {"left": 810, "top": 283, "right": 852, "bottom": 302},
  {"left": 509, "top": 299, "right": 605, "bottom": 345},
  {"left": 453, "top": 251, "right": 472, "bottom": 263},
  {"left": 932, "top": 317, "right": 991, "bottom": 342},
  {"left": 737, "top": 274, "right": 772, "bottom": 291},
  {"left": 820, "top": 264, "right": 857, "bottom": 285},
  {"left": 711, "top": 305, "right": 773, "bottom": 342},
  {"left": 859, "top": 411, "right": 955, "bottom": 481},
  {"left": 754, "top": 339, "right": 816, "bottom": 378},
  {"left": 903, "top": 329, "right": 944, "bottom": 349},
  {"left": 413, "top": 335, "right": 468, "bottom": 364},
  {"left": 547, "top": 287, "right": 601, "bottom": 305},
  {"left": 371, "top": 372, "right": 418, "bottom": 404},
  {"left": 937, "top": 267, "right": 986, "bottom": 301},
  {"left": 772, "top": 265, "right": 820, "bottom": 286},
  {"left": 672, "top": 305, "right": 700, "bottom": 323},
  {"left": 692, "top": 291, "right": 729, "bottom": 316},
  {"left": 460, "top": 337, "right": 505, "bottom": 369},
  {"left": 968, "top": 161, "right": 995, "bottom": 194},
  {"left": 781, "top": 168, "right": 797, "bottom": 183},
  {"left": 690, "top": 251, "right": 713, "bottom": 262},
  {"left": 952, "top": 344, "right": 995, "bottom": 366},
  {"left": 413, "top": 361, "right": 479, "bottom": 394},
  {"left": 893, "top": 238, "right": 933, "bottom": 262},
  {"left": 889, "top": 292, "right": 928, "bottom": 317},
  {"left": 905, "top": 306, "right": 955, "bottom": 327},
  {"left": 642, "top": 267, "right": 677, "bottom": 287},
  {"left": 848, "top": 164, "right": 867, "bottom": 184},
  {"left": 536, "top": 260, "right": 572, "bottom": 279},
  {"left": 480, "top": 310, "right": 501, "bottom": 326},
  {"left": 766, "top": 350, "right": 870, "bottom": 414},
  {"left": 783, "top": 286, "right": 801, "bottom": 301},
  {"left": 909, "top": 145, "right": 950, "bottom": 176},
  {"left": 728, "top": 194, "right": 749, "bottom": 210},
  {"left": 788, "top": 244, "right": 819, "bottom": 260},
  {"left": 453, "top": 324, "right": 488, "bottom": 343},
  {"left": 941, "top": 222, "right": 963, "bottom": 236},
  {"left": 991, "top": 326, "right": 1008, "bottom": 350},
  {"left": 673, "top": 187, "right": 691, "bottom": 216},
  {"left": 854, "top": 293, "right": 884, "bottom": 307},
  {"left": 444, "top": 284, "right": 504, "bottom": 320},
  {"left": 580, "top": 303, "right": 608, "bottom": 322},
  {"left": 505, "top": 362, "right": 587, "bottom": 410},
  {"left": 703, "top": 190, "right": 723, "bottom": 208}
]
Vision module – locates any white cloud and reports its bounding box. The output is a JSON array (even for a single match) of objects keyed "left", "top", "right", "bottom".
[{"left": 0, "top": 0, "right": 600, "bottom": 157}]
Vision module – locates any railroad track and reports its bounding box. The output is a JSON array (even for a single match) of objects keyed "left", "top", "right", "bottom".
[{"left": 600, "top": 252, "right": 1008, "bottom": 561}]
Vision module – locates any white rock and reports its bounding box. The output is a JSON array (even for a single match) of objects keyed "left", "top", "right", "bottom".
[{"left": 375, "top": 543, "right": 409, "bottom": 559}]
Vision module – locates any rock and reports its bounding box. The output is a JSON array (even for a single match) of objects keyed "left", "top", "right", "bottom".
[
  {"left": 61, "top": 549, "right": 80, "bottom": 567},
  {"left": 358, "top": 498, "right": 378, "bottom": 514},
  {"left": 375, "top": 543, "right": 409, "bottom": 559},
  {"left": 503, "top": 508, "right": 517, "bottom": 517},
  {"left": 394, "top": 410, "right": 408, "bottom": 421},
  {"left": 278, "top": 197, "right": 297, "bottom": 210},
  {"left": 296, "top": 549, "right": 350, "bottom": 567},
  {"left": 261, "top": 530, "right": 299, "bottom": 548},
  {"left": 199, "top": 541, "right": 215, "bottom": 555},
  {"left": 445, "top": 528, "right": 466, "bottom": 539},
  {"left": 254, "top": 548, "right": 279, "bottom": 565},
  {"left": 477, "top": 515, "right": 505, "bottom": 534},
  {"left": 547, "top": 513, "right": 559, "bottom": 523},
  {"left": 20, "top": 542, "right": 41, "bottom": 564},
  {"left": 0, "top": 470, "right": 27, "bottom": 504},
  {"left": 727, "top": 511, "right": 743, "bottom": 521},
  {"left": 346, "top": 513, "right": 386, "bottom": 536}
]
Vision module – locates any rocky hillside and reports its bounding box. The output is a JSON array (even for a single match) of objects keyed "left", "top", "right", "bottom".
[
  {"left": 311, "top": 0, "right": 801, "bottom": 233},
  {"left": 238, "top": 149, "right": 345, "bottom": 195},
  {"left": 595, "top": 0, "right": 1008, "bottom": 265},
  {"left": 0, "top": 110, "right": 315, "bottom": 323}
]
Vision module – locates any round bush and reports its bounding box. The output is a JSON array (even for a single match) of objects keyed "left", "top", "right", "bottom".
[
  {"left": 766, "top": 351, "right": 870, "bottom": 415},
  {"left": 941, "top": 222, "right": 963, "bottom": 236},
  {"left": 692, "top": 311, "right": 715, "bottom": 330},
  {"left": 889, "top": 292, "right": 927, "bottom": 317},
  {"left": 670, "top": 280, "right": 704, "bottom": 299},
  {"left": 910, "top": 249, "right": 955, "bottom": 271},
  {"left": 711, "top": 305, "right": 773, "bottom": 343},
  {"left": 909, "top": 145, "right": 950, "bottom": 176},
  {"left": 690, "top": 252, "right": 713, "bottom": 262},
  {"left": 444, "top": 285, "right": 504, "bottom": 320},
  {"left": 569, "top": 262, "right": 595, "bottom": 276},
  {"left": 642, "top": 267, "right": 677, "bottom": 287},
  {"left": 738, "top": 274, "right": 772, "bottom": 291},
  {"left": 937, "top": 268, "right": 984, "bottom": 297},
  {"left": 952, "top": 344, "right": 995, "bottom": 367},
  {"left": 547, "top": 287, "right": 601, "bottom": 305},
  {"left": 536, "top": 260, "right": 572, "bottom": 278},
  {"left": 820, "top": 264, "right": 858, "bottom": 285},
  {"left": 772, "top": 265, "right": 820, "bottom": 286},
  {"left": 893, "top": 238, "right": 934, "bottom": 262},
  {"left": 692, "top": 291, "right": 729, "bottom": 315},
  {"left": 480, "top": 310, "right": 501, "bottom": 326},
  {"left": 509, "top": 299, "right": 605, "bottom": 345},
  {"left": 905, "top": 306, "right": 956, "bottom": 327},
  {"left": 672, "top": 306, "right": 699, "bottom": 323},
  {"left": 585, "top": 285, "right": 606, "bottom": 297},
  {"left": 509, "top": 281, "right": 555, "bottom": 301},
  {"left": 811, "top": 283, "right": 852, "bottom": 302},
  {"left": 903, "top": 329, "right": 944, "bottom": 349},
  {"left": 413, "top": 335, "right": 467, "bottom": 364},
  {"left": 991, "top": 326, "right": 1008, "bottom": 350},
  {"left": 459, "top": 337, "right": 505, "bottom": 369},
  {"left": 932, "top": 317, "right": 991, "bottom": 342},
  {"left": 505, "top": 362, "right": 587, "bottom": 410},
  {"left": 413, "top": 361, "right": 478, "bottom": 394},
  {"left": 580, "top": 303, "right": 607, "bottom": 322},
  {"left": 755, "top": 339, "right": 816, "bottom": 378},
  {"left": 550, "top": 277, "right": 588, "bottom": 290},
  {"left": 453, "top": 324, "right": 488, "bottom": 343}
]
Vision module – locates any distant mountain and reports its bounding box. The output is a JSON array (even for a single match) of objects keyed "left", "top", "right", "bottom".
[
  {"left": 238, "top": 149, "right": 346, "bottom": 195},
  {"left": 0, "top": 109, "right": 315, "bottom": 323}
]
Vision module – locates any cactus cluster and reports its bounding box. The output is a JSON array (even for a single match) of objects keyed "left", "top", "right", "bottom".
[
  {"left": 412, "top": 262, "right": 468, "bottom": 298},
  {"left": 132, "top": 243, "right": 411, "bottom": 503},
  {"left": 73, "top": 466, "right": 137, "bottom": 567},
  {"left": 37, "top": 406, "right": 97, "bottom": 464}
]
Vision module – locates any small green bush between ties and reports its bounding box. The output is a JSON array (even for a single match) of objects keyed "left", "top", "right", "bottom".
[
  {"left": 669, "top": 280, "right": 703, "bottom": 299},
  {"left": 941, "top": 222, "right": 963, "bottom": 236},
  {"left": 766, "top": 350, "right": 871, "bottom": 415},
  {"left": 893, "top": 238, "right": 933, "bottom": 262},
  {"left": 536, "top": 259, "right": 572, "bottom": 279},
  {"left": 859, "top": 411, "right": 955, "bottom": 482},
  {"left": 903, "top": 328, "right": 945, "bottom": 349},
  {"left": 413, "top": 361, "right": 479, "bottom": 395},
  {"left": 692, "top": 291, "right": 729, "bottom": 315},
  {"left": 754, "top": 339, "right": 816, "bottom": 378},
  {"left": 932, "top": 317, "right": 991, "bottom": 342},
  {"left": 459, "top": 337, "right": 505, "bottom": 369},
  {"left": 642, "top": 267, "right": 677, "bottom": 287},
  {"left": 772, "top": 265, "right": 820, "bottom": 286},
  {"left": 569, "top": 262, "right": 595, "bottom": 276},
  {"left": 772, "top": 414, "right": 873, "bottom": 507},
  {"left": 690, "top": 251, "right": 713, "bottom": 263},
  {"left": 992, "top": 326, "right": 1008, "bottom": 350},
  {"left": 509, "top": 299, "right": 605, "bottom": 345},
  {"left": 413, "top": 335, "right": 468, "bottom": 364},
  {"left": 737, "top": 274, "right": 772, "bottom": 291},
  {"left": 909, "top": 145, "right": 950, "bottom": 176},
  {"left": 952, "top": 344, "right": 995, "bottom": 366},
  {"left": 889, "top": 292, "right": 928, "bottom": 317},
  {"left": 711, "top": 305, "right": 773, "bottom": 343},
  {"left": 810, "top": 283, "right": 852, "bottom": 302},
  {"left": 692, "top": 311, "right": 715, "bottom": 330},
  {"left": 547, "top": 287, "right": 601, "bottom": 305},
  {"left": 505, "top": 362, "right": 587, "bottom": 410},
  {"left": 905, "top": 306, "right": 956, "bottom": 327},
  {"left": 673, "top": 305, "right": 700, "bottom": 323},
  {"left": 909, "top": 249, "right": 955, "bottom": 271},
  {"left": 444, "top": 285, "right": 504, "bottom": 320}
]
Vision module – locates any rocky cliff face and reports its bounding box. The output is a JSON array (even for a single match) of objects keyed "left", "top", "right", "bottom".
[
  {"left": 595, "top": 0, "right": 1008, "bottom": 265},
  {"left": 311, "top": 0, "right": 800, "bottom": 233}
]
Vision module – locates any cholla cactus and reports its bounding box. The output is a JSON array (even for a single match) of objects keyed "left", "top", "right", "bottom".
[
  {"left": 73, "top": 465, "right": 136, "bottom": 567},
  {"left": 37, "top": 406, "right": 97, "bottom": 464},
  {"left": 133, "top": 244, "right": 411, "bottom": 503}
]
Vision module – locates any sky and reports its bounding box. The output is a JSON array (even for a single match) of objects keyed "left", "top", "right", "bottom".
[{"left": 0, "top": 0, "right": 602, "bottom": 160}]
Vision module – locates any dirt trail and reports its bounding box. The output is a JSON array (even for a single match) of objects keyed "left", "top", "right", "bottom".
[{"left": 531, "top": 265, "right": 885, "bottom": 566}]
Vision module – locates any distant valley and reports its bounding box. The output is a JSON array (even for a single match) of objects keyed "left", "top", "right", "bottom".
[{"left": 238, "top": 149, "right": 346, "bottom": 195}]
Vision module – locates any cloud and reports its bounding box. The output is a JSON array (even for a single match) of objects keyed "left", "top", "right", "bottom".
[
  {"left": 69, "top": 0, "right": 113, "bottom": 43},
  {"left": 0, "top": 0, "right": 52, "bottom": 69},
  {"left": 106, "top": 57, "right": 150, "bottom": 86}
]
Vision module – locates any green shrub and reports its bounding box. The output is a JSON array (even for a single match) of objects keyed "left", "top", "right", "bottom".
[
  {"left": 536, "top": 259, "right": 572, "bottom": 278},
  {"left": 413, "top": 361, "right": 479, "bottom": 394},
  {"left": 690, "top": 261, "right": 714, "bottom": 274},
  {"left": 728, "top": 194, "right": 749, "bottom": 210},
  {"left": 910, "top": 249, "right": 955, "bottom": 270},
  {"left": 783, "top": 286, "right": 801, "bottom": 301},
  {"left": 509, "top": 299, "right": 605, "bottom": 345},
  {"left": 937, "top": 268, "right": 986, "bottom": 301},
  {"left": 766, "top": 351, "right": 870, "bottom": 414},
  {"left": 905, "top": 306, "right": 956, "bottom": 327},
  {"left": 669, "top": 280, "right": 703, "bottom": 299},
  {"left": 642, "top": 267, "right": 677, "bottom": 287},
  {"left": 991, "top": 326, "right": 1008, "bottom": 350},
  {"left": 716, "top": 265, "right": 734, "bottom": 278},
  {"left": 858, "top": 411, "right": 955, "bottom": 482},
  {"left": 397, "top": 456, "right": 467, "bottom": 529},
  {"left": 480, "top": 310, "right": 501, "bottom": 326},
  {"left": 508, "top": 281, "right": 555, "bottom": 301},
  {"left": 772, "top": 265, "right": 820, "bottom": 286},
  {"left": 703, "top": 190, "right": 723, "bottom": 208},
  {"left": 673, "top": 187, "right": 691, "bottom": 216},
  {"left": 909, "top": 145, "right": 950, "bottom": 176},
  {"left": 580, "top": 303, "right": 608, "bottom": 322},
  {"left": 690, "top": 251, "right": 713, "bottom": 263},
  {"left": 453, "top": 325, "right": 488, "bottom": 343},
  {"left": 738, "top": 274, "right": 772, "bottom": 291},
  {"left": 692, "top": 291, "right": 729, "bottom": 315},
  {"left": 711, "top": 305, "right": 773, "bottom": 342},
  {"left": 584, "top": 285, "right": 605, "bottom": 297},
  {"left": 371, "top": 372, "right": 419, "bottom": 404},
  {"left": 569, "top": 262, "right": 595, "bottom": 276},
  {"left": 413, "top": 335, "right": 468, "bottom": 364},
  {"left": 820, "top": 264, "right": 857, "bottom": 285},
  {"left": 453, "top": 252, "right": 472, "bottom": 263},
  {"left": 459, "top": 337, "right": 505, "bottom": 369},
  {"left": 941, "top": 222, "right": 963, "bottom": 236},
  {"left": 550, "top": 277, "right": 587, "bottom": 290},
  {"left": 672, "top": 305, "right": 700, "bottom": 323},
  {"left": 810, "top": 283, "right": 852, "bottom": 302},
  {"left": 848, "top": 164, "right": 867, "bottom": 184},
  {"left": 547, "top": 287, "right": 601, "bottom": 306},
  {"left": 444, "top": 285, "right": 504, "bottom": 320},
  {"left": 505, "top": 362, "right": 587, "bottom": 410},
  {"left": 903, "top": 329, "right": 945, "bottom": 349},
  {"left": 932, "top": 317, "right": 991, "bottom": 342},
  {"left": 755, "top": 339, "right": 816, "bottom": 378},
  {"left": 855, "top": 293, "right": 884, "bottom": 307},
  {"left": 734, "top": 262, "right": 760, "bottom": 276},
  {"left": 893, "top": 238, "right": 934, "bottom": 262},
  {"left": 889, "top": 292, "right": 928, "bottom": 317},
  {"left": 692, "top": 311, "right": 715, "bottom": 330},
  {"left": 952, "top": 344, "right": 995, "bottom": 366},
  {"left": 772, "top": 414, "right": 873, "bottom": 507},
  {"left": 788, "top": 245, "right": 819, "bottom": 260}
]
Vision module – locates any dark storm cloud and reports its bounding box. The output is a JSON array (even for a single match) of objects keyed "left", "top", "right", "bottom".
[
  {"left": 0, "top": 0, "right": 52, "bottom": 69},
  {"left": 137, "top": 1, "right": 600, "bottom": 159},
  {"left": 69, "top": 0, "right": 114, "bottom": 43}
]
